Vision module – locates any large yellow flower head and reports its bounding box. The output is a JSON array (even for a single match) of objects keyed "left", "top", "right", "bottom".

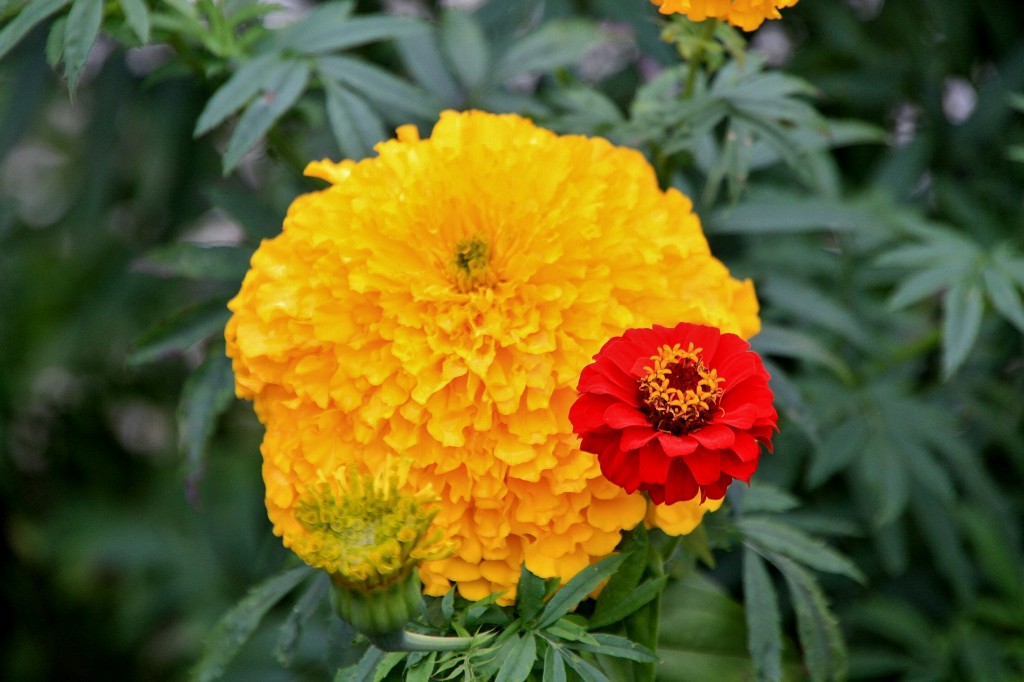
[
  {"left": 652, "top": 0, "right": 799, "bottom": 31},
  {"left": 226, "top": 110, "right": 757, "bottom": 602}
]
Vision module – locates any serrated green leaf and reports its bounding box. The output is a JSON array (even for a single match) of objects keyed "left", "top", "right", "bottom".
[
  {"left": 222, "top": 59, "right": 311, "bottom": 174},
  {"left": 743, "top": 548, "right": 783, "bottom": 682},
  {"left": 708, "top": 198, "right": 872, "bottom": 234},
  {"left": 495, "top": 634, "right": 537, "bottom": 682},
  {"left": 543, "top": 643, "right": 568, "bottom": 682},
  {"left": 574, "top": 633, "right": 658, "bottom": 664},
  {"left": 335, "top": 646, "right": 384, "bottom": 682},
  {"left": 491, "top": 19, "right": 603, "bottom": 83},
  {"left": 561, "top": 649, "right": 610, "bottom": 682},
  {"left": 590, "top": 526, "right": 648, "bottom": 628},
  {"left": 194, "top": 53, "right": 285, "bottom": 136},
  {"left": 119, "top": 0, "right": 150, "bottom": 43},
  {"left": 0, "top": 0, "right": 71, "bottom": 62},
  {"left": 537, "top": 554, "right": 627, "bottom": 629},
  {"left": 941, "top": 279, "right": 984, "bottom": 379},
  {"left": 403, "top": 652, "right": 435, "bottom": 682},
  {"left": 982, "top": 266, "right": 1024, "bottom": 334},
  {"left": 177, "top": 345, "right": 235, "bottom": 495},
  {"left": 136, "top": 243, "right": 252, "bottom": 281},
  {"left": 275, "top": 573, "right": 329, "bottom": 667},
  {"left": 770, "top": 554, "right": 847, "bottom": 682},
  {"left": 544, "top": 617, "right": 593, "bottom": 644},
  {"left": 751, "top": 326, "right": 852, "bottom": 382},
  {"left": 588, "top": 576, "right": 667, "bottom": 630},
  {"left": 45, "top": 14, "right": 66, "bottom": 67},
  {"left": 63, "top": 0, "right": 103, "bottom": 93},
  {"left": 323, "top": 78, "right": 387, "bottom": 161},
  {"left": 316, "top": 55, "right": 440, "bottom": 122},
  {"left": 191, "top": 565, "right": 313, "bottom": 682},
  {"left": 396, "top": 28, "right": 461, "bottom": 107},
  {"left": 860, "top": 436, "right": 909, "bottom": 526},
  {"left": 740, "top": 516, "right": 865, "bottom": 583},
  {"left": 439, "top": 8, "right": 489, "bottom": 89},
  {"left": 285, "top": 13, "right": 426, "bottom": 55},
  {"left": 741, "top": 483, "right": 801, "bottom": 515},
  {"left": 271, "top": 0, "right": 354, "bottom": 50},
  {"left": 808, "top": 417, "right": 866, "bottom": 488},
  {"left": 909, "top": 493, "right": 973, "bottom": 603},
  {"left": 128, "top": 301, "right": 231, "bottom": 366},
  {"left": 516, "top": 564, "right": 546, "bottom": 624}
]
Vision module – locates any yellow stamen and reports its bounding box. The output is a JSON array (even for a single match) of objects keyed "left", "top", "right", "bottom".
[{"left": 638, "top": 343, "right": 724, "bottom": 434}]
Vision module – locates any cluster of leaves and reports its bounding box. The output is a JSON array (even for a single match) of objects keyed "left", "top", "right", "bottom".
[{"left": 2, "top": 0, "right": 1023, "bottom": 681}]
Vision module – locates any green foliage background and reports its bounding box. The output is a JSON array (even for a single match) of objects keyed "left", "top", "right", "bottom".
[{"left": 1, "top": 0, "right": 1023, "bottom": 680}]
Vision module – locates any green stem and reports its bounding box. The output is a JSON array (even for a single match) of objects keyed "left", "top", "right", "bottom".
[
  {"left": 624, "top": 541, "right": 669, "bottom": 682},
  {"left": 683, "top": 19, "right": 719, "bottom": 99},
  {"left": 370, "top": 629, "right": 477, "bottom": 653}
]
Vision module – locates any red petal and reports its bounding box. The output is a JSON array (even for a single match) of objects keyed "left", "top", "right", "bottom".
[
  {"left": 569, "top": 393, "right": 616, "bottom": 434},
  {"left": 603, "top": 402, "right": 650, "bottom": 428},
  {"left": 692, "top": 424, "right": 736, "bottom": 449},
  {"left": 684, "top": 448, "right": 721, "bottom": 485},
  {"left": 658, "top": 432, "right": 699, "bottom": 457},
  {"left": 720, "top": 450, "right": 758, "bottom": 482},
  {"left": 663, "top": 458, "right": 699, "bottom": 504},
  {"left": 620, "top": 426, "right": 659, "bottom": 451},
  {"left": 717, "top": 402, "right": 757, "bottom": 429},
  {"left": 599, "top": 447, "right": 641, "bottom": 493},
  {"left": 730, "top": 430, "right": 761, "bottom": 462},
  {"left": 638, "top": 443, "right": 671, "bottom": 484}
]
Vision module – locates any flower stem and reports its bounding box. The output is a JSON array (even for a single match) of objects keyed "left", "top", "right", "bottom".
[
  {"left": 683, "top": 19, "right": 719, "bottom": 99},
  {"left": 370, "top": 629, "right": 477, "bottom": 652}
]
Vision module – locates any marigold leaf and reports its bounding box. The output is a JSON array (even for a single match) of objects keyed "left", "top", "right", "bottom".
[
  {"left": 885, "top": 264, "right": 961, "bottom": 310},
  {"left": 743, "top": 548, "right": 783, "bottom": 682},
  {"left": 403, "top": 652, "right": 435, "bottom": 682},
  {"left": 941, "top": 278, "right": 984, "bottom": 379},
  {"left": 0, "top": 0, "right": 70, "bottom": 63},
  {"left": 395, "top": 28, "right": 461, "bottom": 107},
  {"left": 860, "top": 436, "right": 909, "bottom": 526},
  {"left": 316, "top": 55, "right": 440, "bottom": 122},
  {"left": 808, "top": 417, "right": 866, "bottom": 488},
  {"left": 63, "top": 0, "right": 103, "bottom": 93},
  {"left": 439, "top": 8, "right": 489, "bottom": 89},
  {"left": 291, "top": 14, "right": 426, "bottom": 56},
  {"left": 118, "top": 0, "right": 150, "bottom": 43},
  {"left": 322, "top": 78, "right": 387, "bottom": 161},
  {"left": 135, "top": 243, "right": 252, "bottom": 282},
  {"left": 740, "top": 483, "right": 802, "bottom": 515},
  {"left": 740, "top": 516, "right": 865, "bottom": 583},
  {"left": 708, "top": 197, "right": 872, "bottom": 234},
  {"left": 588, "top": 576, "right": 667, "bottom": 630},
  {"left": 590, "top": 525, "right": 648, "bottom": 627},
  {"left": 191, "top": 564, "right": 313, "bottom": 682},
  {"left": 45, "top": 15, "right": 66, "bottom": 67},
  {"left": 543, "top": 643, "right": 568, "bottom": 682},
  {"left": 271, "top": 0, "right": 355, "bottom": 51},
  {"left": 982, "top": 266, "right": 1024, "bottom": 334},
  {"left": 491, "top": 19, "right": 603, "bottom": 84},
  {"left": 194, "top": 53, "right": 285, "bottom": 137},
  {"left": 770, "top": 554, "right": 847, "bottom": 682},
  {"left": 561, "top": 649, "right": 610, "bottom": 682},
  {"left": 516, "top": 564, "right": 546, "bottom": 624},
  {"left": 128, "top": 301, "right": 231, "bottom": 366},
  {"left": 909, "top": 493, "right": 973, "bottom": 603},
  {"left": 274, "top": 572, "right": 329, "bottom": 667},
  {"left": 573, "top": 633, "right": 659, "bottom": 664},
  {"left": 751, "top": 326, "right": 852, "bottom": 382},
  {"left": 494, "top": 634, "right": 537, "bottom": 682},
  {"left": 222, "top": 59, "right": 311, "bottom": 174},
  {"left": 537, "top": 554, "right": 627, "bottom": 629},
  {"left": 177, "top": 345, "right": 235, "bottom": 498},
  {"left": 334, "top": 645, "right": 384, "bottom": 682}
]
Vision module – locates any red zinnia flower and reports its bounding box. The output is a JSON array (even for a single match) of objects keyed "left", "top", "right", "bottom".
[{"left": 570, "top": 322, "right": 777, "bottom": 504}]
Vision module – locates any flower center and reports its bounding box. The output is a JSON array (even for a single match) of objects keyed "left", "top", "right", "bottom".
[
  {"left": 449, "top": 235, "right": 494, "bottom": 292},
  {"left": 638, "top": 343, "right": 724, "bottom": 434}
]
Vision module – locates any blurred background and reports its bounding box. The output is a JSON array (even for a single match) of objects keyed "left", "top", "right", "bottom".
[{"left": 2, "top": 1, "right": 1023, "bottom": 680}]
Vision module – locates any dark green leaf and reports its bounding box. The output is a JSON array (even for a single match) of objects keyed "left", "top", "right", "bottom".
[
  {"left": 543, "top": 643, "right": 568, "bottom": 682},
  {"left": 588, "top": 576, "right": 667, "bottom": 630},
  {"left": 119, "top": 0, "right": 150, "bottom": 43},
  {"left": 439, "top": 8, "right": 489, "bottom": 89},
  {"left": 941, "top": 279, "right": 984, "bottom": 379},
  {"left": 743, "top": 548, "right": 783, "bottom": 682},
  {"left": 516, "top": 564, "right": 546, "bottom": 624},
  {"left": 334, "top": 646, "right": 384, "bottom": 682},
  {"left": 741, "top": 483, "right": 801, "bottom": 515},
  {"left": 740, "top": 516, "right": 865, "bottom": 583},
  {"left": 771, "top": 554, "right": 847, "bottom": 682},
  {"left": 63, "top": 0, "right": 103, "bottom": 93},
  {"left": 574, "top": 633, "right": 658, "bottom": 663},
  {"left": 316, "top": 55, "right": 440, "bottom": 122},
  {"left": 808, "top": 417, "right": 866, "bottom": 488},
  {"left": 561, "top": 649, "right": 610, "bottom": 682},
  {"left": 537, "top": 554, "right": 627, "bottom": 629},
  {"left": 191, "top": 565, "right": 313, "bottom": 682},
  {"left": 271, "top": 0, "right": 355, "bottom": 51},
  {"left": 751, "top": 326, "right": 852, "bottom": 382},
  {"left": 491, "top": 19, "right": 603, "bottom": 83},
  {"left": 177, "top": 345, "right": 235, "bottom": 496},
  {"left": 0, "top": 0, "right": 71, "bottom": 62},
  {"left": 194, "top": 53, "right": 285, "bottom": 137},
  {"left": 222, "top": 59, "right": 311, "bottom": 174},
  {"left": 136, "top": 243, "right": 252, "bottom": 281},
  {"left": 286, "top": 14, "right": 426, "bottom": 55},
  {"left": 395, "top": 28, "right": 461, "bottom": 107},
  {"left": 982, "top": 266, "right": 1024, "bottom": 334},
  {"left": 403, "top": 652, "right": 435, "bottom": 682},
  {"left": 128, "top": 301, "right": 231, "bottom": 366},
  {"left": 494, "top": 634, "right": 537, "bottom": 682},
  {"left": 45, "top": 14, "right": 66, "bottom": 67},
  {"left": 322, "top": 78, "right": 387, "bottom": 160},
  {"left": 275, "top": 573, "right": 329, "bottom": 667},
  {"left": 590, "top": 525, "right": 648, "bottom": 628},
  {"left": 708, "top": 198, "right": 873, "bottom": 234}
]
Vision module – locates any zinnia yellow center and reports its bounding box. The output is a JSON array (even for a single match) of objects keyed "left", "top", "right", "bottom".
[
  {"left": 638, "top": 343, "right": 724, "bottom": 434},
  {"left": 449, "top": 235, "right": 494, "bottom": 292}
]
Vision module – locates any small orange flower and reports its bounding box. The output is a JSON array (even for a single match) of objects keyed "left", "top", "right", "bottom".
[{"left": 652, "top": 0, "right": 799, "bottom": 31}]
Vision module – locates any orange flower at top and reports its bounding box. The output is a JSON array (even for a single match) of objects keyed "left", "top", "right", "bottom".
[
  {"left": 653, "top": 0, "right": 799, "bottom": 31},
  {"left": 570, "top": 322, "right": 777, "bottom": 504},
  {"left": 226, "top": 110, "right": 761, "bottom": 603}
]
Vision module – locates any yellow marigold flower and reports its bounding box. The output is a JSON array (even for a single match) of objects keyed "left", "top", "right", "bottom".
[
  {"left": 226, "top": 110, "right": 760, "bottom": 603},
  {"left": 652, "top": 0, "right": 799, "bottom": 31}
]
